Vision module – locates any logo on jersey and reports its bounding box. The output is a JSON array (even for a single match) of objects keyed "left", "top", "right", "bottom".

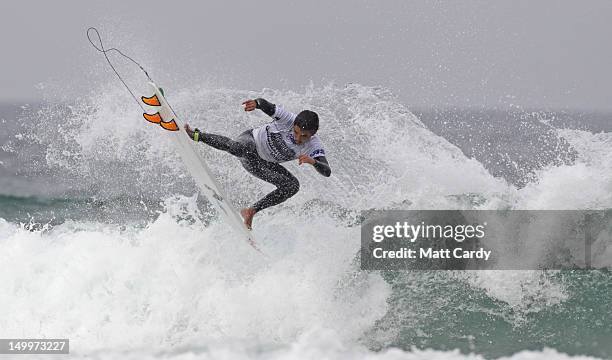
[
  {"left": 309, "top": 149, "right": 325, "bottom": 158},
  {"left": 266, "top": 126, "right": 296, "bottom": 161}
]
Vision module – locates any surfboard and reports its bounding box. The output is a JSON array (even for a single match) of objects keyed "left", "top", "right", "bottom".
[{"left": 141, "top": 82, "right": 260, "bottom": 252}]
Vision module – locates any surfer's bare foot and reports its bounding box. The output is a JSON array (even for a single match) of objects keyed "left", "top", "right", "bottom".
[
  {"left": 184, "top": 124, "right": 195, "bottom": 138},
  {"left": 240, "top": 207, "right": 256, "bottom": 230}
]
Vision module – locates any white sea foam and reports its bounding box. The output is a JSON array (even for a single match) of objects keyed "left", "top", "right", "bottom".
[{"left": 0, "top": 195, "right": 389, "bottom": 353}]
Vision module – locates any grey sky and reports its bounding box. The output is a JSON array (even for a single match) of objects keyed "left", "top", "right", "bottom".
[{"left": 1, "top": 0, "right": 611, "bottom": 110}]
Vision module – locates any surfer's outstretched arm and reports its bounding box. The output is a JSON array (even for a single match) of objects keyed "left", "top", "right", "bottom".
[
  {"left": 255, "top": 98, "right": 276, "bottom": 117},
  {"left": 313, "top": 156, "right": 332, "bottom": 177},
  {"left": 243, "top": 98, "right": 274, "bottom": 116},
  {"left": 298, "top": 154, "right": 331, "bottom": 177},
  {"left": 242, "top": 98, "right": 276, "bottom": 116},
  {"left": 243, "top": 98, "right": 296, "bottom": 124}
]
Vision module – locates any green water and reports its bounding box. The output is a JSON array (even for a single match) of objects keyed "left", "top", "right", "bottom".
[{"left": 365, "top": 270, "right": 612, "bottom": 358}]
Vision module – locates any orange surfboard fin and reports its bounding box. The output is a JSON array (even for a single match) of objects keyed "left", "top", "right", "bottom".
[
  {"left": 143, "top": 112, "right": 179, "bottom": 131},
  {"left": 160, "top": 120, "right": 179, "bottom": 131},
  {"left": 143, "top": 112, "right": 162, "bottom": 124},
  {"left": 142, "top": 94, "right": 161, "bottom": 106}
]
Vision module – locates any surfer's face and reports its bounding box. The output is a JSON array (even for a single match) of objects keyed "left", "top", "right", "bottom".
[{"left": 293, "top": 125, "right": 314, "bottom": 144}]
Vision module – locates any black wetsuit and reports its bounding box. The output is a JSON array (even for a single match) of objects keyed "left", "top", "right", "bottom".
[{"left": 195, "top": 99, "right": 331, "bottom": 213}]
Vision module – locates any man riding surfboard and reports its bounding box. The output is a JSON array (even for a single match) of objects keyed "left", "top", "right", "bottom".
[{"left": 184, "top": 98, "right": 331, "bottom": 229}]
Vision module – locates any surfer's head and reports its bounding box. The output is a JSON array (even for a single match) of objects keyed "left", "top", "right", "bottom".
[{"left": 293, "top": 110, "right": 319, "bottom": 144}]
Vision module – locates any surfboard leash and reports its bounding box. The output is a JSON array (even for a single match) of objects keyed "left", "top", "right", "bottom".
[{"left": 86, "top": 27, "right": 152, "bottom": 112}]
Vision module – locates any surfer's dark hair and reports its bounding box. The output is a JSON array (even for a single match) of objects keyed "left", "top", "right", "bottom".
[{"left": 294, "top": 110, "right": 319, "bottom": 133}]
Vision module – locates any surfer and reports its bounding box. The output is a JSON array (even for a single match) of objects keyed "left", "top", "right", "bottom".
[{"left": 184, "top": 98, "right": 331, "bottom": 229}]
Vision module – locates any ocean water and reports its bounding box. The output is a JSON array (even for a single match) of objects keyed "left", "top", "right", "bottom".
[{"left": 0, "top": 81, "right": 611, "bottom": 359}]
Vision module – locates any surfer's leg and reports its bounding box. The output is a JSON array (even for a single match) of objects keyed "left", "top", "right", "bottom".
[
  {"left": 199, "top": 130, "right": 256, "bottom": 158},
  {"left": 241, "top": 159, "right": 300, "bottom": 212}
]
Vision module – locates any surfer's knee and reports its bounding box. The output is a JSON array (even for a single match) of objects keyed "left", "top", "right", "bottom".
[{"left": 284, "top": 176, "right": 300, "bottom": 197}]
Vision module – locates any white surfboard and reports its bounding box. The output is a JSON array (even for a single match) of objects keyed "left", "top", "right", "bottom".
[{"left": 141, "top": 82, "right": 260, "bottom": 252}]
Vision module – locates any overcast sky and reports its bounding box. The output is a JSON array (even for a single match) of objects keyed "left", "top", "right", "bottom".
[{"left": 1, "top": 0, "right": 611, "bottom": 111}]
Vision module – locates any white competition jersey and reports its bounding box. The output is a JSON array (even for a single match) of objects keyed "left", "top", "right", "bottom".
[{"left": 251, "top": 105, "right": 326, "bottom": 163}]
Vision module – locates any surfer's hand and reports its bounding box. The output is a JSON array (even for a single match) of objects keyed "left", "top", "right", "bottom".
[
  {"left": 184, "top": 124, "right": 196, "bottom": 139},
  {"left": 242, "top": 100, "right": 257, "bottom": 112},
  {"left": 298, "top": 154, "right": 315, "bottom": 165}
]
